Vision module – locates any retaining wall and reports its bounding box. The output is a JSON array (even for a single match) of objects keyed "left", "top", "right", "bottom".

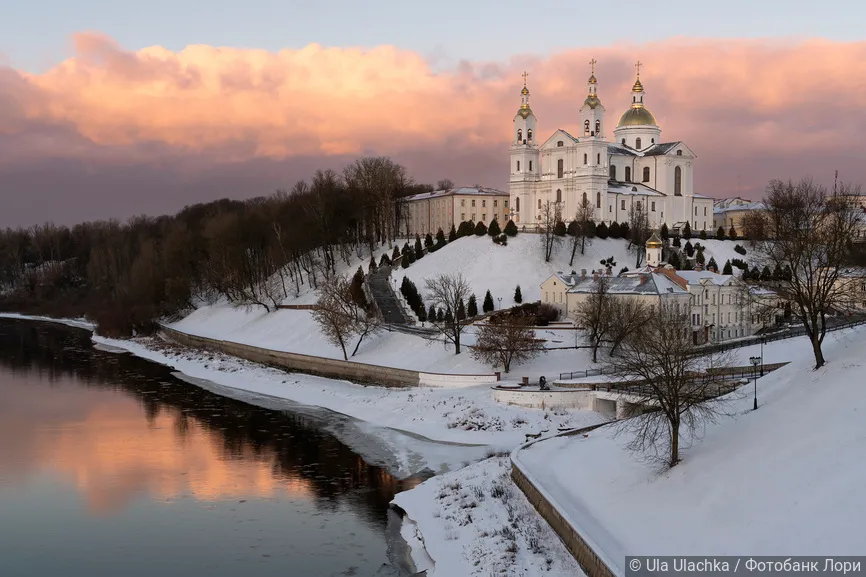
[
  {"left": 419, "top": 372, "right": 498, "bottom": 388},
  {"left": 510, "top": 423, "right": 617, "bottom": 577},
  {"left": 492, "top": 387, "right": 595, "bottom": 410}
]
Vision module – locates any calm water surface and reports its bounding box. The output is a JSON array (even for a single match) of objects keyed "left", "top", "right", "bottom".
[{"left": 0, "top": 319, "right": 419, "bottom": 577}]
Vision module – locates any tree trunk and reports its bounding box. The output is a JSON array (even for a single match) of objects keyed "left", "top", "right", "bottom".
[
  {"left": 811, "top": 335, "right": 825, "bottom": 369},
  {"left": 669, "top": 419, "right": 680, "bottom": 467},
  {"left": 454, "top": 328, "right": 461, "bottom": 354}
]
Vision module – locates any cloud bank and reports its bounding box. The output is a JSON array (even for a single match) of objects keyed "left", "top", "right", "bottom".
[{"left": 1, "top": 33, "right": 865, "bottom": 226}]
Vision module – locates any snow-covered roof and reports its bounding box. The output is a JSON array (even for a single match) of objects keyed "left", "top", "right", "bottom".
[
  {"left": 567, "top": 273, "right": 688, "bottom": 296},
  {"left": 402, "top": 187, "right": 508, "bottom": 202},
  {"left": 837, "top": 267, "right": 866, "bottom": 278},
  {"left": 675, "top": 270, "right": 736, "bottom": 287},
  {"left": 714, "top": 201, "right": 765, "bottom": 214},
  {"left": 607, "top": 182, "right": 666, "bottom": 197}
]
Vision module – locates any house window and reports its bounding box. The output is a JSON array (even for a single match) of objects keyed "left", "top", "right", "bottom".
[
  {"left": 621, "top": 138, "right": 626, "bottom": 145},
  {"left": 515, "top": 198, "right": 519, "bottom": 211},
  {"left": 471, "top": 213, "right": 476, "bottom": 220},
  {"left": 651, "top": 138, "right": 655, "bottom": 144},
  {"left": 621, "top": 199, "right": 626, "bottom": 210},
  {"left": 651, "top": 201, "right": 656, "bottom": 212},
  {"left": 596, "top": 192, "right": 601, "bottom": 208},
  {"left": 494, "top": 200, "right": 498, "bottom": 207},
  {"left": 557, "top": 159, "right": 564, "bottom": 178},
  {"left": 472, "top": 199, "right": 476, "bottom": 207},
  {"left": 482, "top": 213, "right": 486, "bottom": 221},
  {"left": 504, "top": 200, "right": 509, "bottom": 208},
  {"left": 642, "top": 167, "right": 650, "bottom": 182},
  {"left": 610, "top": 165, "right": 616, "bottom": 180},
  {"left": 461, "top": 213, "right": 465, "bottom": 220},
  {"left": 625, "top": 167, "right": 631, "bottom": 182},
  {"left": 556, "top": 189, "right": 562, "bottom": 203},
  {"left": 582, "top": 192, "right": 587, "bottom": 206},
  {"left": 482, "top": 200, "right": 486, "bottom": 208},
  {"left": 636, "top": 138, "right": 642, "bottom": 149},
  {"left": 538, "top": 199, "right": 542, "bottom": 209},
  {"left": 557, "top": 141, "right": 564, "bottom": 147},
  {"left": 677, "top": 150, "right": 683, "bottom": 156},
  {"left": 583, "top": 153, "right": 588, "bottom": 165},
  {"left": 703, "top": 207, "right": 707, "bottom": 216},
  {"left": 461, "top": 199, "right": 465, "bottom": 206},
  {"left": 636, "top": 200, "right": 642, "bottom": 212},
  {"left": 675, "top": 166, "right": 682, "bottom": 195},
  {"left": 695, "top": 206, "right": 698, "bottom": 215},
  {"left": 529, "top": 160, "right": 533, "bottom": 171},
  {"left": 597, "top": 153, "right": 601, "bottom": 164}
]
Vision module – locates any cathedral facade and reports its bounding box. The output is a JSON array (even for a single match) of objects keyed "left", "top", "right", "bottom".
[{"left": 508, "top": 64, "right": 714, "bottom": 233}]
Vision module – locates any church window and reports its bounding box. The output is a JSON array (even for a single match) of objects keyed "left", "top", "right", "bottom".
[
  {"left": 703, "top": 207, "right": 707, "bottom": 216},
  {"left": 557, "top": 141, "right": 564, "bottom": 147},
  {"left": 636, "top": 138, "right": 642, "bottom": 150},
  {"left": 557, "top": 159, "right": 564, "bottom": 178},
  {"left": 595, "top": 120, "right": 601, "bottom": 135},
  {"left": 695, "top": 206, "right": 698, "bottom": 216},
  {"left": 482, "top": 213, "right": 486, "bottom": 221},
  {"left": 583, "top": 154, "right": 588, "bottom": 165},
  {"left": 472, "top": 199, "right": 476, "bottom": 207},
  {"left": 596, "top": 192, "right": 601, "bottom": 208},
  {"left": 625, "top": 167, "right": 631, "bottom": 182},
  {"left": 527, "top": 129, "right": 533, "bottom": 141},
  {"left": 621, "top": 138, "right": 626, "bottom": 145},
  {"left": 609, "top": 165, "right": 616, "bottom": 180},
  {"left": 556, "top": 189, "right": 562, "bottom": 203},
  {"left": 597, "top": 153, "right": 601, "bottom": 164},
  {"left": 517, "top": 161, "right": 520, "bottom": 171},
  {"left": 675, "top": 166, "right": 682, "bottom": 195},
  {"left": 584, "top": 120, "right": 590, "bottom": 135},
  {"left": 582, "top": 192, "right": 587, "bottom": 206},
  {"left": 677, "top": 150, "right": 683, "bottom": 156},
  {"left": 482, "top": 200, "right": 486, "bottom": 207},
  {"left": 651, "top": 201, "right": 656, "bottom": 212},
  {"left": 504, "top": 200, "right": 508, "bottom": 208},
  {"left": 621, "top": 199, "right": 626, "bottom": 210},
  {"left": 461, "top": 213, "right": 465, "bottom": 221},
  {"left": 517, "top": 129, "right": 522, "bottom": 142},
  {"left": 538, "top": 199, "right": 542, "bottom": 209},
  {"left": 461, "top": 199, "right": 465, "bottom": 206},
  {"left": 529, "top": 160, "right": 533, "bottom": 171},
  {"left": 515, "top": 198, "right": 519, "bottom": 211},
  {"left": 643, "top": 167, "right": 650, "bottom": 182},
  {"left": 494, "top": 200, "right": 498, "bottom": 207},
  {"left": 651, "top": 138, "right": 655, "bottom": 144}
]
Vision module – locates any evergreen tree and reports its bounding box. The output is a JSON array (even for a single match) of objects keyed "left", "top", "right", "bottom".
[
  {"left": 723, "top": 260, "right": 733, "bottom": 275},
  {"left": 424, "top": 232, "right": 434, "bottom": 249},
  {"left": 728, "top": 225, "right": 738, "bottom": 241},
  {"left": 448, "top": 224, "right": 458, "bottom": 242},
  {"left": 716, "top": 226, "right": 726, "bottom": 240},
  {"left": 554, "top": 220, "right": 567, "bottom": 236},
  {"left": 734, "top": 244, "right": 747, "bottom": 255},
  {"left": 350, "top": 266, "right": 368, "bottom": 308},
  {"left": 772, "top": 263, "right": 783, "bottom": 281},
  {"left": 467, "top": 294, "right": 478, "bottom": 317},
  {"left": 761, "top": 265, "right": 772, "bottom": 281},
  {"left": 699, "top": 229, "right": 708, "bottom": 240},
  {"left": 619, "top": 221, "right": 630, "bottom": 238},
  {"left": 458, "top": 221, "right": 475, "bottom": 237},
  {"left": 428, "top": 304, "right": 437, "bottom": 323},
  {"left": 682, "top": 258, "right": 694, "bottom": 270},
  {"left": 684, "top": 240, "right": 695, "bottom": 257},
  {"left": 437, "top": 308, "right": 445, "bottom": 322},
  {"left": 482, "top": 290, "right": 495, "bottom": 313},
  {"left": 696, "top": 248, "right": 706, "bottom": 265},
  {"left": 707, "top": 256, "right": 718, "bottom": 271},
  {"left": 660, "top": 223, "right": 669, "bottom": 240},
  {"left": 668, "top": 251, "right": 682, "bottom": 269},
  {"left": 682, "top": 222, "right": 692, "bottom": 239},
  {"left": 504, "top": 219, "right": 518, "bottom": 237},
  {"left": 456, "top": 298, "right": 466, "bottom": 321},
  {"left": 514, "top": 285, "right": 522, "bottom": 303},
  {"left": 417, "top": 303, "right": 427, "bottom": 322},
  {"left": 567, "top": 220, "right": 580, "bottom": 236},
  {"left": 488, "top": 219, "right": 501, "bottom": 236},
  {"left": 596, "top": 222, "right": 609, "bottom": 239},
  {"left": 436, "top": 228, "right": 446, "bottom": 246},
  {"left": 402, "top": 254, "right": 411, "bottom": 268},
  {"left": 414, "top": 234, "right": 423, "bottom": 257},
  {"left": 369, "top": 255, "right": 377, "bottom": 272},
  {"left": 392, "top": 246, "right": 401, "bottom": 261},
  {"left": 474, "top": 221, "right": 488, "bottom": 236},
  {"left": 585, "top": 220, "right": 597, "bottom": 238},
  {"left": 444, "top": 308, "right": 454, "bottom": 323},
  {"left": 672, "top": 236, "right": 682, "bottom": 247},
  {"left": 379, "top": 252, "right": 391, "bottom": 266},
  {"left": 407, "top": 246, "right": 416, "bottom": 264},
  {"left": 609, "top": 221, "right": 621, "bottom": 238}
]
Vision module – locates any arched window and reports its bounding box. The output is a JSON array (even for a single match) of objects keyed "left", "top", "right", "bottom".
[
  {"left": 625, "top": 166, "right": 631, "bottom": 182},
  {"left": 651, "top": 138, "right": 655, "bottom": 144},
  {"left": 557, "top": 159, "right": 564, "bottom": 178},
  {"left": 517, "top": 129, "right": 522, "bottom": 142},
  {"left": 636, "top": 138, "right": 642, "bottom": 150},
  {"left": 517, "top": 161, "right": 520, "bottom": 171},
  {"left": 557, "top": 141, "right": 564, "bottom": 147},
  {"left": 597, "top": 153, "right": 601, "bottom": 164},
  {"left": 642, "top": 167, "right": 650, "bottom": 182},
  {"left": 527, "top": 129, "right": 533, "bottom": 141},
  {"left": 516, "top": 197, "right": 520, "bottom": 211},
  {"left": 621, "top": 138, "right": 626, "bottom": 145},
  {"left": 583, "top": 153, "right": 588, "bottom": 165},
  {"left": 674, "top": 166, "right": 682, "bottom": 195},
  {"left": 676, "top": 150, "right": 683, "bottom": 156},
  {"left": 596, "top": 192, "right": 601, "bottom": 208},
  {"left": 609, "top": 165, "right": 616, "bottom": 180},
  {"left": 595, "top": 120, "right": 601, "bottom": 135},
  {"left": 584, "top": 120, "right": 590, "bottom": 135},
  {"left": 529, "top": 160, "right": 533, "bottom": 171},
  {"left": 538, "top": 199, "right": 542, "bottom": 209},
  {"left": 582, "top": 192, "right": 587, "bottom": 207},
  {"left": 556, "top": 189, "right": 562, "bottom": 203}
]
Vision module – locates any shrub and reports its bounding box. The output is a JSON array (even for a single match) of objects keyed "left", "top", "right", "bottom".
[
  {"left": 436, "top": 228, "right": 446, "bottom": 246},
  {"left": 414, "top": 235, "right": 424, "bottom": 258},
  {"left": 660, "top": 223, "right": 669, "bottom": 240},
  {"left": 619, "top": 222, "right": 630, "bottom": 239},
  {"left": 379, "top": 253, "right": 391, "bottom": 266},
  {"left": 554, "top": 221, "right": 567, "bottom": 236},
  {"left": 723, "top": 260, "right": 733, "bottom": 275},
  {"left": 369, "top": 256, "right": 377, "bottom": 272},
  {"left": 668, "top": 251, "right": 681, "bottom": 269},
  {"left": 536, "top": 303, "right": 560, "bottom": 326},
  {"left": 567, "top": 220, "right": 580, "bottom": 236},
  {"left": 448, "top": 224, "right": 458, "bottom": 242},
  {"left": 672, "top": 236, "right": 681, "bottom": 247},
  {"left": 609, "top": 221, "right": 621, "bottom": 239},
  {"left": 731, "top": 258, "right": 747, "bottom": 270},
  {"left": 716, "top": 226, "right": 726, "bottom": 241},
  {"left": 400, "top": 277, "right": 426, "bottom": 319},
  {"left": 504, "top": 219, "right": 518, "bottom": 237},
  {"left": 584, "top": 220, "right": 597, "bottom": 238},
  {"left": 619, "top": 266, "right": 629, "bottom": 274},
  {"left": 707, "top": 256, "right": 718, "bottom": 271},
  {"left": 483, "top": 290, "right": 495, "bottom": 313},
  {"left": 728, "top": 225, "right": 738, "bottom": 241},
  {"left": 458, "top": 221, "right": 475, "bottom": 237},
  {"left": 514, "top": 285, "right": 522, "bottom": 303},
  {"left": 488, "top": 219, "right": 501, "bottom": 236},
  {"left": 699, "top": 229, "right": 708, "bottom": 240},
  {"left": 596, "top": 222, "right": 609, "bottom": 239},
  {"left": 682, "top": 222, "right": 692, "bottom": 239},
  {"left": 492, "top": 235, "right": 501, "bottom": 245},
  {"left": 734, "top": 244, "right": 747, "bottom": 255},
  {"left": 696, "top": 248, "right": 706, "bottom": 265},
  {"left": 474, "top": 221, "right": 488, "bottom": 236},
  {"left": 424, "top": 233, "right": 434, "bottom": 248},
  {"left": 684, "top": 240, "right": 694, "bottom": 257}
]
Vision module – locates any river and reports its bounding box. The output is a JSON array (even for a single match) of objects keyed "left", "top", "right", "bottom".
[{"left": 0, "top": 319, "right": 425, "bottom": 577}]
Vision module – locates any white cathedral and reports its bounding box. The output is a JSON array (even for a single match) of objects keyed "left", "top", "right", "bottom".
[{"left": 508, "top": 63, "right": 714, "bottom": 233}]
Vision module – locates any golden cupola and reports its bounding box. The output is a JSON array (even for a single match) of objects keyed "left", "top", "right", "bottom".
[{"left": 617, "top": 62, "right": 658, "bottom": 128}]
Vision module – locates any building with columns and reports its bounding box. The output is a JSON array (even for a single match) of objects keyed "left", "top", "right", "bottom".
[{"left": 508, "top": 63, "right": 714, "bottom": 233}]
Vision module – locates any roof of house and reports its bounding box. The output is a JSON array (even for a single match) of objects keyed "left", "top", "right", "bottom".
[
  {"left": 402, "top": 186, "right": 508, "bottom": 202},
  {"left": 607, "top": 181, "right": 666, "bottom": 197},
  {"left": 567, "top": 272, "right": 688, "bottom": 296},
  {"left": 714, "top": 201, "right": 765, "bottom": 214},
  {"left": 675, "top": 270, "right": 736, "bottom": 286}
]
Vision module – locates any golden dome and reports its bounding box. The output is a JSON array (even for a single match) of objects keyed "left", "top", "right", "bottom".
[
  {"left": 583, "top": 94, "right": 601, "bottom": 109},
  {"left": 521, "top": 86, "right": 530, "bottom": 95},
  {"left": 632, "top": 78, "right": 644, "bottom": 92},
  {"left": 645, "top": 232, "right": 663, "bottom": 248},
  {"left": 617, "top": 106, "right": 657, "bottom": 127},
  {"left": 517, "top": 106, "right": 533, "bottom": 119}
]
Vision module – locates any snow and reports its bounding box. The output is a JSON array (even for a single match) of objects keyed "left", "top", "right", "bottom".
[
  {"left": 399, "top": 234, "right": 636, "bottom": 304},
  {"left": 0, "top": 312, "right": 95, "bottom": 330},
  {"left": 393, "top": 457, "right": 585, "bottom": 577},
  {"left": 691, "top": 238, "right": 751, "bottom": 272},
  {"left": 516, "top": 325, "right": 866, "bottom": 574}
]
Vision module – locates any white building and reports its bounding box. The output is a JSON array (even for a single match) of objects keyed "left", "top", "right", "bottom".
[
  {"left": 508, "top": 64, "right": 714, "bottom": 234},
  {"left": 403, "top": 187, "right": 510, "bottom": 237}
]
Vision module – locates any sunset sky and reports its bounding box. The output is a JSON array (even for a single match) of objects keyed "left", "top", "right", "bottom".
[{"left": 1, "top": 0, "right": 864, "bottom": 227}]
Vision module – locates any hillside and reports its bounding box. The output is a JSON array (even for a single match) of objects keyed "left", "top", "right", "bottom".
[{"left": 517, "top": 325, "right": 866, "bottom": 571}]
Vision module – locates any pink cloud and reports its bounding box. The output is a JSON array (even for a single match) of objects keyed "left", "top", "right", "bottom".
[{"left": 1, "top": 34, "right": 865, "bottom": 225}]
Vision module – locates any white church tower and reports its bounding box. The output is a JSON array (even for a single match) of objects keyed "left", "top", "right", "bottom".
[
  {"left": 509, "top": 72, "right": 539, "bottom": 223},
  {"left": 575, "top": 60, "right": 608, "bottom": 219},
  {"left": 645, "top": 231, "right": 663, "bottom": 267}
]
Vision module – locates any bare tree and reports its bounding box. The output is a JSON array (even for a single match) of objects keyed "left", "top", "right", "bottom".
[
  {"left": 742, "top": 210, "right": 768, "bottom": 245},
  {"left": 628, "top": 201, "right": 652, "bottom": 267},
  {"left": 424, "top": 272, "right": 473, "bottom": 354},
  {"left": 607, "top": 297, "right": 654, "bottom": 356},
  {"left": 312, "top": 275, "right": 381, "bottom": 360},
  {"left": 471, "top": 317, "right": 545, "bottom": 372},
  {"left": 539, "top": 201, "right": 563, "bottom": 262},
  {"left": 757, "top": 178, "right": 863, "bottom": 369},
  {"left": 574, "top": 276, "right": 610, "bottom": 363},
  {"left": 569, "top": 201, "right": 595, "bottom": 266},
  {"left": 436, "top": 179, "right": 455, "bottom": 190},
  {"left": 614, "top": 304, "right": 732, "bottom": 468}
]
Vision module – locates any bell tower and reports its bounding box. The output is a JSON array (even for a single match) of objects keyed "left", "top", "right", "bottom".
[
  {"left": 579, "top": 59, "right": 605, "bottom": 138},
  {"left": 509, "top": 72, "right": 540, "bottom": 224}
]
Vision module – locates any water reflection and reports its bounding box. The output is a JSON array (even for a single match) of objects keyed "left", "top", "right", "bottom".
[{"left": 0, "top": 319, "right": 415, "bottom": 576}]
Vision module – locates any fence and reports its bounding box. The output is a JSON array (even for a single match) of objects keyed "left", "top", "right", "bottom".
[{"left": 700, "top": 315, "right": 866, "bottom": 355}]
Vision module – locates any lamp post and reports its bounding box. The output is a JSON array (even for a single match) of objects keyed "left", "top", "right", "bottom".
[
  {"left": 497, "top": 297, "right": 502, "bottom": 310},
  {"left": 749, "top": 355, "right": 761, "bottom": 410},
  {"left": 760, "top": 337, "right": 765, "bottom": 377}
]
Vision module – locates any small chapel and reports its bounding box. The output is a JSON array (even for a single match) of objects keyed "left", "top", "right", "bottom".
[{"left": 507, "top": 62, "right": 714, "bottom": 233}]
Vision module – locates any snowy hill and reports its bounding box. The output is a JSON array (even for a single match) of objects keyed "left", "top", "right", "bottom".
[{"left": 517, "top": 325, "right": 866, "bottom": 570}]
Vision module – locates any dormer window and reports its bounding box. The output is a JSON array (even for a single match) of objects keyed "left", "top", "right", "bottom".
[
  {"left": 557, "top": 141, "right": 564, "bottom": 147},
  {"left": 677, "top": 150, "right": 683, "bottom": 156}
]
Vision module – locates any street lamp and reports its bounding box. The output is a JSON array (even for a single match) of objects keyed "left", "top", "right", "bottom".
[
  {"left": 497, "top": 297, "right": 502, "bottom": 310},
  {"left": 760, "top": 337, "right": 765, "bottom": 377},
  {"left": 749, "top": 355, "right": 761, "bottom": 410}
]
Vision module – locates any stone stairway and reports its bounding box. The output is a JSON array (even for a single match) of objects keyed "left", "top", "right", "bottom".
[{"left": 367, "top": 265, "right": 411, "bottom": 325}]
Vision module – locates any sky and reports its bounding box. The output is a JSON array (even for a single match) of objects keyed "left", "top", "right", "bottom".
[{"left": 1, "top": 0, "right": 864, "bottom": 227}]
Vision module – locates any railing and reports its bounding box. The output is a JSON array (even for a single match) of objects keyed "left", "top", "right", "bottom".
[{"left": 700, "top": 314, "right": 866, "bottom": 355}]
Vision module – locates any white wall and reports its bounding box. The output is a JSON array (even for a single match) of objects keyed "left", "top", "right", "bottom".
[
  {"left": 492, "top": 388, "right": 595, "bottom": 410},
  {"left": 419, "top": 372, "right": 499, "bottom": 388}
]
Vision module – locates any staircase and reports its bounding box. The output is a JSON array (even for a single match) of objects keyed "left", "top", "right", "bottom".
[{"left": 367, "top": 265, "right": 410, "bottom": 325}]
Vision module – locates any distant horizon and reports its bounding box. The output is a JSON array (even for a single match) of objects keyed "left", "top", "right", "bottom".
[{"left": 2, "top": 2, "right": 865, "bottom": 227}]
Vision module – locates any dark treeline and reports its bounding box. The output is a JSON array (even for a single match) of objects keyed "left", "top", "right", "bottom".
[{"left": 0, "top": 156, "right": 435, "bottom": 336}]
